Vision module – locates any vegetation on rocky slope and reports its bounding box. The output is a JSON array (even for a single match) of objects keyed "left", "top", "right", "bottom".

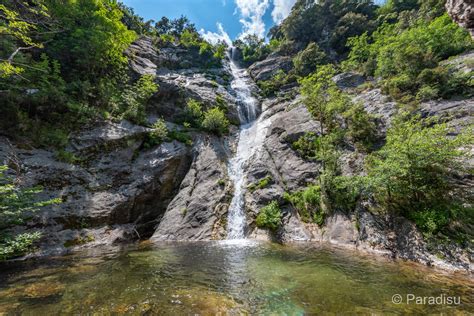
[
  {"left": 0, "top": 0, "right": 226, "bottom": 147},
  {"left": 1, "top": 0, "right": 473, "bottom": 262},
  {"left": 247, "top": 0, "right": 473, "bottom": 247},
  {"left": 0, "top": 166, "right": 60, "bottom": 260}
]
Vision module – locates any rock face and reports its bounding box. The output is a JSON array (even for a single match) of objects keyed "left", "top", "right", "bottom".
[
  {"left": 151, "top": 135, "right": 232, "bottom": 240},
  {"left": 0, "top": 123, "right": 192, "bottom": 255},
  {"left": 248, "top": 55, "right": 293, "bottom": 81},
  {"left": 237, "top": 64, "right": 473, "bottom": 271},
  {"left": 3, "top": 35, "right": 472, "bottom": 272},
  {"left": 0, "top": 36, "right": 241, "bottom": 255},
  {"left": 446, "top": 0, "right": 474, "bottom": 37}
]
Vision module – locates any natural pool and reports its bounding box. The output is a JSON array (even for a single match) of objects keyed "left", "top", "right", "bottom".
[{"left": 0, "top": 241, "right": 472, "bottom": 315}]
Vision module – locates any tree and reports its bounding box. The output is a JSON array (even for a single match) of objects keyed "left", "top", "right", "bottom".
[
  {"left": 0, "top": 166, "right": 61, "bottom": 260},
  {"left": 233, "top": 34, "right": 270, "bottom": 65},
  {"left": 364, "top": 116, "right": 473, "bottom": 234},
  {"left": 0, "top": 0, "right": 51, "bottom": 77},
  {"left": 155, "top": 15, "right": 196, "bottom": 37},
  {"left": 118, "top": 3, "right": 155, "bottom": 35},
  {"left": 299, "top": 65, "right": 350, "bottom": 135},
  {"left": 293, "top": 42, "right": 327, "bottom": 76}
]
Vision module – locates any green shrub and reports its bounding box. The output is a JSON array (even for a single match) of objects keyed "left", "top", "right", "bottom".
[
  {"left": 0, "top": 232, "right": 42, "bottom": 261},
  {"left": 409, "top": 208, "right": 451, "bottom": 237},
  {"left": 416, "top": 85, "right": 439, "bottom": 101},
  {"left": 180, "top": 29, "right": 201, "bottom": 48},
  {"left": 151, "top": 119, "right": 168, "bottom": 141},
  {"left": 37, "top": 127, "right": 69, "bottom": 149},
  {"left": 346, "top": 14, "right": 473, "bottom": 100},
  {"left": 119, "top": 75, "right": 159, "bottom": 124},
  {"left": 256, "top": 201, "right": 282, "bottom": 231},
  {"left": 321, "top": 173, "right": 363, "bottom": 214},
  {"left": 284, "top": 185, "right": 324, "bottom": 225},
  {"left": 185, "top": 99, "right": 204, "bottom": 126},
  {"left": 215, "top": 94, "right": 228, "bottom": 111},
  {"left": 0, "top": 166, "right": 61, "bottom": 260},
  {"left": 293, "top": 42, "right": 327, "bottom": 76},
  {"left": 364, "top": 116, "right": 473, "bottom": 231},
  {"left": 143, "top": 119, "right": 168, "bottom": 148},
  {"left": 248, "top": 175, "right": 272, "bottom": 192},
  {"left": 257, "top": 69, "right": 290, "bottom": 96},
  {"left": 169, "top": 129, "right": 193, "bottom": 145},
  {"left": 291, "top": 132, "right": 319, "bottom": 160},
  {"left": 233, "top": 34, "right": 270, "bottom": 65},
  {"left": 56, "top": 150, "right": 81, "bottom": 164},
  {"left": 202, "top": 108, "right": 229, "bottom": 135},
  {"left": 343, "top": 103, "right": 377, "bottom": 152}
]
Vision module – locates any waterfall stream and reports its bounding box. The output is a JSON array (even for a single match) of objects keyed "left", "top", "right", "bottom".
[{"left": 226, "top": 48, "right": 264, "bottom": 240}]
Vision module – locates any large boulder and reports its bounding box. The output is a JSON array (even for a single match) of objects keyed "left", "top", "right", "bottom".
[
  {"left": 248, "top": 56, "right": 293, "bottom": 82},
  {"left": 0, "top": 120, "right": 192, "bottom": 255},
  {"left": 151, "top": 135, "right": 233, "bottom": 240}
]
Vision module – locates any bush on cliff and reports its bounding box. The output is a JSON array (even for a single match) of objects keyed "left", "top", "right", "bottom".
[
  {"left": 202, "top": 108, "right": 229, "bottom": 136},
  {"left": 256, "top": 201, "right": 282, "bottom": 231},
  {"left": 364, "top": 115, "right": 474, "bottom": 236},
  {"left": 0, "top": 166, "right": 61, "bottom": 260}
]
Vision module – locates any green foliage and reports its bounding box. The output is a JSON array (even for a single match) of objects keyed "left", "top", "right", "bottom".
[
  {"left": 248, "top": 175, "right": 273, "bottom": 192},
  {"left": 343, "top": 103, "right": 377, "bottom": 152},
  {"left": 364, "top": 116, "right": 473, "bottom": 234},
  {"left": 213, "top": 44, "right": 227, "bottom": 60},
  {"left": 168, "top": 129, "right": 193, "bottom": 146},
  {"left": 118, "top": 3, "right": 155, "bottom": 35},
  {"left": 284, "top": 185, "right": 324, "bottom": 225},
  {"left": 202, "top": 108, "right": 229, "bottom": 135},
  {"left": 116, "top": 75, "right": 158, "bottom": 124},
  {"left": 155, "top": 15, "right": 196, "bottom": 37},
  {"left": 298, "top": 65, "right": 375, "bottom": 217},
  {"left": 276, "top": 0, "right": 377, "bottom": 56},
  {"left": 233, "top": 35, "right": 270, "bottom": 65},
  {"left": 300, "top": 65, "right": 351, "bottom": 134},
  {"left": 345, "top": 14, "right": 473, "bottom": 100},
  {"left": 257, "top": 69, "right": 292, "bottom": 97},
  {"left": 46, "top": 0, "right": 137, "bottom": 79},
  {"left": 0, "top": 232, "right": 42, "bottom": 261},
  {"left": 36, "top": 127, "right": 69, "bottom": 149},
  {"left": 0, "top": 166, "right": 61, "bottom": 260},
  {"left": 291, "top": 132, "right": 319, "bottom": 161},
  {"left": 0, "top": 1, "right": 50, "bottom": 77},
  {"left": 293, "top": 42, "right": 327, "bottom": 76},
  {"left": 147, "top": 118, "right": 168, "bottom": 146},
  {"left": 256, "top": 201, "right": 282, "bottom": 231},
  {"left": 56, "top": 150, "right": 81, "bottom": 164},
  {"left": 180, "top": 29, "right": 201, "bottom": 48},
  {"left": 185, "top": 99, "right": 204, "bottom": 126}
]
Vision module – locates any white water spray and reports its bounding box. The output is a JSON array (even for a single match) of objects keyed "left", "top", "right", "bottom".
[{"left": 226, "top": 48, "right": 268, "bottom": 240}]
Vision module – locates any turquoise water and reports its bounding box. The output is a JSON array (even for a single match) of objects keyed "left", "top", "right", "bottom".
[{"left": 0, "top": 241, "right": 472, "bottom": 314}]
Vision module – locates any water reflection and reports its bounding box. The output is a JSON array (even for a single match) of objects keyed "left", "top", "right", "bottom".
[{"left": 0, "top": 242, "right": 472, "bottom": 314}]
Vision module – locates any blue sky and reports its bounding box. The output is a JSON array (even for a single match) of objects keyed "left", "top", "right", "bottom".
[
  {"left": 121, "top": 0, "right": 386, "bottom": 43},
  {"left": 121, "top": 0, "right": 298, "bottom": 43}
]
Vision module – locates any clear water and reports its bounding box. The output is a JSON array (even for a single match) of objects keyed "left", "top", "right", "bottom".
[
  {"left": 226, "top": 52, "right": 268, "bottom": 239},
  {"left": 0, "top": 242, "right": 472, "bottom": 314}
]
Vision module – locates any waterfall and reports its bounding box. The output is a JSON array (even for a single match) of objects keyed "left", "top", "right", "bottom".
[{"left": 226, "top": 48, "right": 262, "bottom": 240}]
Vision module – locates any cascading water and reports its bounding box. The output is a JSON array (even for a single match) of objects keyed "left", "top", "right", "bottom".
[{"left": 226, "top": 48, "right": 266, "bottom": 240}]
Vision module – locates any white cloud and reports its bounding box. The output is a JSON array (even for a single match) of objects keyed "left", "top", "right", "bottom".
[
  {"left": 200, "top": 23, "right": 232, "bottom": 45},
  {"left": 234, "top": 0, "right": 270, "bottom": 39},
  {"left": 271, "top": 0, "right": 296, "bottom": 24}
]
